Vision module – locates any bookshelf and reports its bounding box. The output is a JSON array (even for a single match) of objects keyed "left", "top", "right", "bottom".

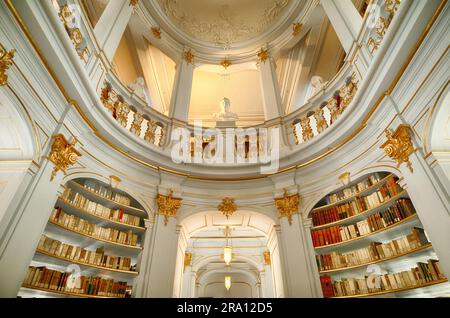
[
  {"left": 310, "top": 171, "right": 450, "bottom": 298},
  {"left": 18, "top": 178, "right": 148, "bottom": 298}
]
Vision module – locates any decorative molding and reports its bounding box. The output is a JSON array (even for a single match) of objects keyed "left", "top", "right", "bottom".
[
  {"left": 151, "top": 26, "right": 162, "bottom": 39},
  {"left": 182, "top": 49, "right": 194, "bottom": 64},
  {"left": 47, "top": 134, "right": 81, "bottom": 181},
  {"left": 218, "top": 197, "right": 237, "bottom": 219},
  {"left": 156, "top": 190, "right": 182, "bottom": 225},
  {"left": 130, "top": 0, "right": 139, "bottom": 7},
  {"left": 263, "top": 251, "right": 271, "bottom": 265},
  {"left": 292, "top": 22, "right": 303, "bottom": 36},
  {"left": 380, "top": 124, "right": 415, "bottom": 173},
  {"left": 0, "top": 46, "right": 15, "bottom": 86},
  {"left": 257, "top": 48, "right": 269, "bottom": 63},
  {"left": 274, "top": 190, "right": 300, "bottom": 225}
]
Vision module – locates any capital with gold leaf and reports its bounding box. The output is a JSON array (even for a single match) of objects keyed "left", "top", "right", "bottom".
[
  {"left": 157, "top": 190, "right": 182, "bottom": 225},
  {"left": 0, "top": 46, "right": 15, "bottom": 86},
  {"left": 274, "top": 189, "right": 300, "bottom": 225},
  {"left": 47, "top": 134, "right": 81, "bottom": 181},
  {"left": 263, "top": 251, "right": 271, "bottom": 266},
  {"left": 184, "top": 252, "right": 192, "bottom": 270},
  {"left": 218, "top": 197, "right": 237, "bottom": 219},
  {"left": 380, "top": 124, "right": 415, "bottom": 172}
]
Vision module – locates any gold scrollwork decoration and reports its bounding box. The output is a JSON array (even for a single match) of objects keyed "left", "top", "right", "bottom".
[
  {"left": 263, "top": 251, "right": 271, "bottom": 265},
  {"left": 47, "top": 134, "right": 81, "bottom": 181},
  {"left": 257, "top": 48, "right": 269, "bottom": 63},
  {"left": 151, "top": 26, "right": 162, "bottom": 39},
  {"left": 274, "top": 190, "right": 300, "bottom": 225},
  {"left": 380, "top": 124, "right": 415, "bottom": 172},
  {"left": 184, "top": 252, "right": 192, "bottom": 269},
  {"left": 182, "top": 49, "right": 194, "bottom": 64},
  {"left": 0, "top": 47, "right": 15, "bottom": 86},
  {"left": 218, "top": 197, "right": 237, "bottom": 219},
  {"left": 157, "top": 190, "right": 182, "bottom": 225},
  {"left": 292, "top": 23, "right": 303, "bottom": 36}
]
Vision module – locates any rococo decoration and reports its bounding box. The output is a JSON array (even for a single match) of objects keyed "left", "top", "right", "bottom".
[
  {"left": 220, "top": 58, "right": 231, "bottom": 69},
  {"left": 0, "top": 47, "right": 15, "bottom": 86},
  {"left": 218, "top": 197, "right": 237, "bottom": 219},
  {"left": 184, "top": 252, "right": 192, "bottom": 269},
  {"left": 292, "top": 23, "right": 303, "bottom": 36},
  {"left": 274, "top": 190, "right": 300, "bottom": 225},
  {"left": 380, "top": 124, "right": 415, "bottom": 173},
  {"left": 47, "top": 134, "right": 81, "bottom": 181},
  {"left": 151, "top": 26, "right": 162, "bottom": 39},
  {"left": 182, "top": 49, "right": 194, "bottom": 64},
  {"left": 157, "top": 190, "right": 182, "bottom": 225},
  {"left": 130, "top": 0, "right": 139, "bottom": 7}
]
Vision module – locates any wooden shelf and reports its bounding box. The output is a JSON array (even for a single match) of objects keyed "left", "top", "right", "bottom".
[
  {"left": 34, "top": 249, "right": 138, "bottom": 276},
  {"left": 21, "top": 284, "right": 127, "bottom": 298},
  {"left": 319, "top": 243, "right": 433, "bottom": 274},
  {"left": 311, "top": 190, "right": 408, "bottom": 230},
  {"left": 314, "top": 214, "right": 418, "bottom": 251},
  {"left": 68, "top": 181, "right": 146, "bottom": 217},
  {"left": 47, "top": 220, "right": 142, "bottom": 252},
  {"left": 330, "top": 279, "right": 449, "bottom": 298},
  {"left": 56, "top": 197, "right": 146, "bottom": 233},
  {"left": 312, "top": 174, "right": 394, "bottom": 212}
]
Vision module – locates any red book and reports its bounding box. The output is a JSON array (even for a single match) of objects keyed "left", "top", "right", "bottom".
[
  {"left": 320, "top": 275, "right": 335, "bottom": 298},
  {"left": 118, "top": 208, "right": 124, "bottom": 221}
]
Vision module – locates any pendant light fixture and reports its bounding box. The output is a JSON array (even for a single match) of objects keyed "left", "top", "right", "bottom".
[{"left": 224, "top": 275, "right": 231, "bottom": 291}]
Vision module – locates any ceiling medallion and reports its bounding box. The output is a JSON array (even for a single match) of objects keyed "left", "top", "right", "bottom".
[
  {"left": 218, "top": 197, "right": 237, "bottom": 219},
  {"left": 220, "top": 58, "right": 232, "bottom": 69},
  {"left": 274, "top": 189, "right": 300, "bottom": 225},
  {"left": 0, "top": 46, "right": 16, "bottom": 86},
  {"left": 47, "top": 134, "right": 81, "bottom": 181},
  {"left": 157, "top": 190, "right": 182, "bottom": 225},
  {"left": 257, "top": 48, "right": 270, "bottom": 63},
  {"left": 292, "top": 23, "right": 303, "bottom": 36},
  {"left": 380, "top": 124, "right": 415, "bottom": 173},
  {"left": 151, "top": 26, "right": 162, "bottom": 39},
  {"left": 182, "top": 49, "right": 194, "bottom": 64}
]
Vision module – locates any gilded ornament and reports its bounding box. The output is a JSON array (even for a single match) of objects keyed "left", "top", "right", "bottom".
[
  {"left": 130, "top": 112, "right": 144, "bottom": 136},
  {"left": 151, "top": 26, "right": 162, "bottom": 39},
  {"left": 274, "top": 190, "right": 300, "bottom": 225},
  {"left": 218, "top": 197, "right": 237, "bottom": 219},
  {"left": 157, "top": 190, "right": 182, "bottom": 225},
  {"left": 263, "top": 251, "right": 271, "bottom": 265},
  {"left": 182, "top": 49, "right": 194, "bottom": 64},
  {"left": 314, "top": 108, "right": 328, "bottom": 133},
  {"left": 220, "top": 58, "right": 231, "bottom": 69},
  {"left": 257, "top": 48, "right": 269, "bottom": 63},
  {"left": 0, "top": 47, "right": 15, "bottom": 86},
  {"left": 130, "top": 0, "right": 139, "bottom": 7},
  {"left": 380, "top": 124, "right": 415, "bottom": 172},
  {"left": 184, "top": 252, "right": 192, "bottom": 269},
  {"left": 300, "top": 116, "right": 314, "bottom": 141},
  {"left": 47, "top": 134, "right": 81, "bottom": 181},
  {"left": 292, "top": 23, "right": 303, "bottom": 36}
]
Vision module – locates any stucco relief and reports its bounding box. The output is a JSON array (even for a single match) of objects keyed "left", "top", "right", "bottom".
[{"left": 158, "top": 0, "right": 290, "bottom": 48}]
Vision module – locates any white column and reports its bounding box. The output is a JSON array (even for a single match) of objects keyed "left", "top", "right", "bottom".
[
  {"left": 399, "top": 151, "right": 450, "bottom": 280},
  {"left": 94, "top": 0, "right": 135, "bottom": 60},
  {"left": 257, "top": 58, "right": 284, "bottom": 120},
  {"left": 260, "top": 266, "right": 275, "bottom": 297},
  {"left": 169, "top": 59, "right": 194, "bottom": 122},
  {"left": 142, "top": 214, "right": 179, "bottom": 297},
  {"left": 320, "top": 0, "right": 363, "bottom": 53},
  {"left": 0, "top": 159, "right": 65, "bottom": 297},
  {"left": 277, "top": 214, "right": 319, "bottom": 297},
  {"left": 181, "top": 266, "right": 197, "bottom": 297}
]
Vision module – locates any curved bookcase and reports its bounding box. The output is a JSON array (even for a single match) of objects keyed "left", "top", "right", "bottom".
[
  {"left": 19, "top": 177, "right": 148, "bottom": 298},
  {"left": 310, "top": 171, "right": 450, "bottom": 298}
]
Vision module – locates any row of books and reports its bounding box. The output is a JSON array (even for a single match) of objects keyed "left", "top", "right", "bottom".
[
  {"left": 50, "top": 208, "right": 139, "bottom": 247},
  {"left": 23, "top": 266, "right": 132, "bottom": 297},
  {"left": 312, "top": 177, "right": 401, "bottom": 226},
  {"left": 316, "top": 227, "right": 429, "bottom": 271},
  {"left": 325, "top": 173, "right": 384, "bottom": 205},
  {"left": 61, "top": 187, "right": 141, "bottom": 227},
  {"left": 321, "top": 259, "right": 447, "bottom": 297},
  {"left": 311, "top": 199, "right": 416, "bottom": 247},
  {"left": 37, "top": 235, "right": 136, "bottom": 272},
  {"left": 81, "top": 181, "right": 131, "bottom": 206}
]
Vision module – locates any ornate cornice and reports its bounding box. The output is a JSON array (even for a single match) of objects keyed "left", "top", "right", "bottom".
[
  {"left": 47, "top": 134, "right": 81, "bottom": 181},
  {"left": 274, "top": 190, "right": 300, "bottom": 225},
  {"left": 218, "top": 197, "right": 237, "bottom": 219},
  {"left": 380, "top": 124, "right": 415, "bottom": 172},
  {"left": 0, "top": 46, "right": 15, "bottom": 86},
  {"left": 157, "top": 190, "right": 182, "bottom": 225}
]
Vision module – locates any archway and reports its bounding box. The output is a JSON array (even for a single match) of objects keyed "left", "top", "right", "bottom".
[{"left": 174, "top": 210, "right": 285, "bottom": 298}]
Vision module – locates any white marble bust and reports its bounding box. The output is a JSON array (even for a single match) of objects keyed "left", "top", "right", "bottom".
[{"left": 213, "top": 97, "right": 239, "bottom": 121}]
